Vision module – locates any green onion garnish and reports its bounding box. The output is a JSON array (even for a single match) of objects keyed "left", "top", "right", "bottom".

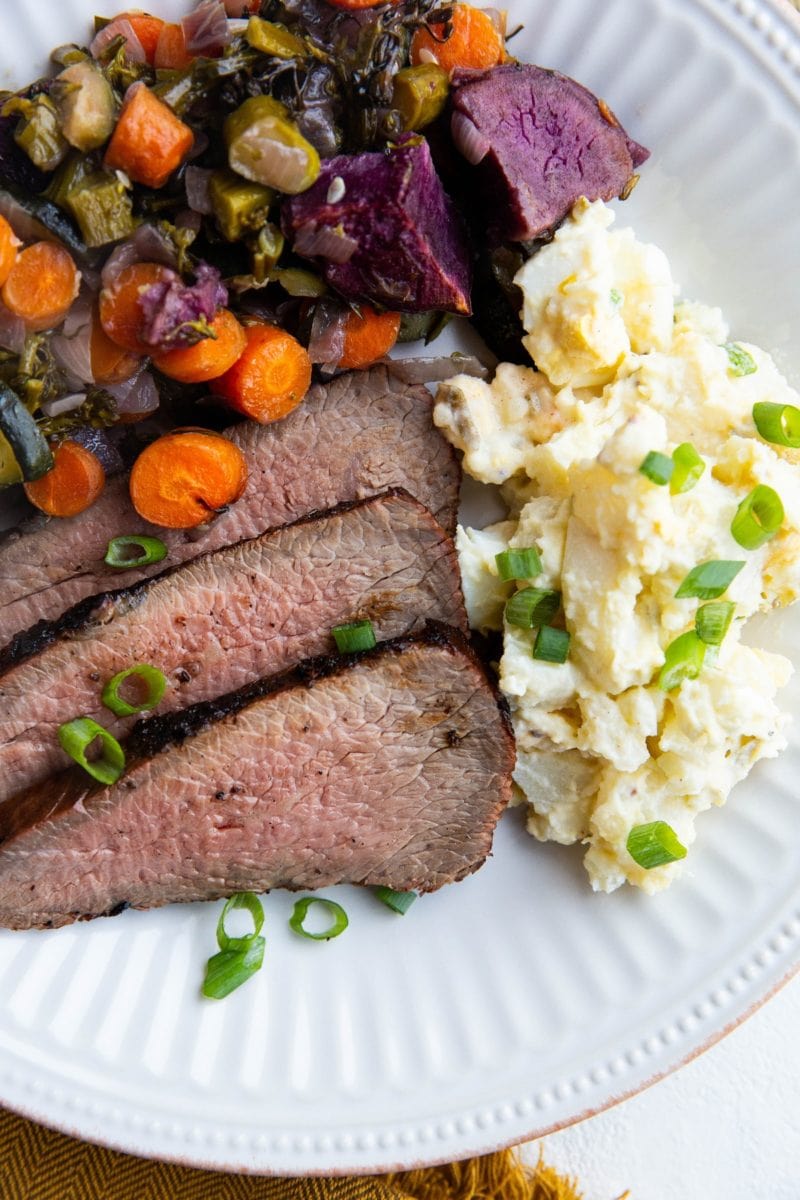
[
  {"left": 495, "top": 547, "right": 543, "bottom": 581},
  {"left": 658, "top": 630, "right": 706, "bottom": 691},
  {"left": 374, "top": 886, "right": 418, "bottom": 915},
  {"left": 101, "top": 664, "right": 167, "bottom": 718},
  {"left": 202, "top": 892, "right": 266, "bottom": 1000},
  {"left": 725, "top": 342, "right": 757, "bottom": 377},
  {"left": 104, "top": 535, "right": 168, "bottom": 570},
  {"left": 675, "top": 560, "right": 744, "bottom": 600},
  {"left": 289, "top": 897, "right": 349, "bottom": 941},
  {"left": 331, "top": 620, "right": 376, "bottom": 653},
  {"left": 505, "top": 587, "right": 561, "bottom": 629},
  {"left": 752, "top": 401, "right": 800, "bottom": 449},
  {"left": 639, "top": 451, "right": 674, "bottom": 487},
  {"left": 533, "top": 626, "right": 570, "bottom": 663},
  {"left": 627, "top": 821, "right": 687, "bottom": 869},
  {"left": 610, "top": 287, "right": 623, "bottom": 307},
  {"left": 670, "top": 443, "right": 705, "bottom": 495},
  {"left": 695, "top": 601, "right": 735, "bottom": 646},
  {"left": 730, "top": 484, "right": 784, "bottom": 550},
  {"left": 57, "top": 717, "right": 125, "bottom": 785}
]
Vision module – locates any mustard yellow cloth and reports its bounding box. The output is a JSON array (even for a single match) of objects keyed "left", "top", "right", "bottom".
[{"left": 0, "top": 1109, "right": 584, "bottom": 1199}]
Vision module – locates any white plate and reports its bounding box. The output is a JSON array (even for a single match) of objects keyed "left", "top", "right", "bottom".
[{"left": 0, "top": 0, "right": 799, "bottom": 1176}]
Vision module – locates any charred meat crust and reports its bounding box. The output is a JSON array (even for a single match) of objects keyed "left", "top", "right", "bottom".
[
  {"left": 0, "top": 486, "right": 429, "bottom": 674},
  {"left": 126, "top": 619, "right": 512, "bottom": 763}
]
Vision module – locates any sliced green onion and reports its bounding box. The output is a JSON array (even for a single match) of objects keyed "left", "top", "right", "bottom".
[
  {"left": 730, "top": 484, "right": 784, "bottom": 550},
  {"left": 725, "top": 342, "right": 757, "bottom": 377},
  {"left": 216, "top": 891, "right": 265, "bottom": 953},
  {"left": 101, "top": 664, "right": 167, "bottom": 718},
  {"left": 289, "top": 897, "right": 349, "bottom": 941},
  {"left": 752, "top": 401, "right": 800, "bottom": 449},
  {"left": 104, "top": 535, "right": 168, "bottom": 570},
  {"left": 332, "top": 620, "right": 376, "bottom": 653},
  {"left": 670, "top": 442, "right": 705, "bottom": 495},
  {"left": 375, "top": 886, "right": 418, "bottom": 915},
  {"left": 505, "top": 587, "right": 561, "bottom": 629},
  {"left": 658, "top": 630, "right": 706, "bottom": 691},
  {"left": 202, "top": 939, "right": 265, "bottom": 1000},
  {"left": 675, "top": 560, "right": 744, "bottom": 600},
  {"left": 57, "top": 716, "right": 125, "bottom": 785},
  {"left": 627, "top": 821, "right": 687, "bottom": 869},
  {"left": 609, "top": 287, "right": 623, "bottom": 307},
  {"left": 533, "top": 626, "right": 570, "bottom": 663},
  {"left": 202, "top": 892, "right": 266, "bottom": 999},
  {"left": 639, "top": 451, "right": 674, "bottom": 487},
  {"left": 495, "top": 546, "right": 543, "bottom": 581},
  {"left": 695, "top": 601, "right": 735, "bottom": 646}
]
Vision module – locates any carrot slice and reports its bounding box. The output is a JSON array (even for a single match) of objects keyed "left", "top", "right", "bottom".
[
  {"left": 153, "top": 22, "right": 195, "bottom": 69},
  {"left": 117, "top": 12, "right": 165, "bottom": 62},
  {"left": 104, "top": 82, "right": 194, "bottom": 189},
  {"left": 410, "top": 4, "right": 505, "bottom": 72},
  {"left": 90, "top": 305, "right": 142, "bottom": 384},
  {"left": 212, "top": 323, "right": 312, "bottom": 424},
  {"left": 24, "top": 440, "right": 105, "bottom": 518},
  {"left": 98, "top": 262, "right": 176, "bottom": 354},
  {"left": 0, "top": 215, "right": 21, "bottom": 289},
  {"left": 129, "top": 430, "right": 248, "bottom": 528},
  {"left": 1, "top": 242, "right": 80, "bottom": 333},
  {"left": 152, "top": 309, "right": 247, "bottom": 383},
  {"left": 338, "top": 306, "right": 401, "bottom": 371}
]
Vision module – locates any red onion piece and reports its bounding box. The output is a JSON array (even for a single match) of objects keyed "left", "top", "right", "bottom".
[
  {"left": 0, "top": 304, "right": 26, "bottom": 354},
  {"left": 69, "top": 427, "right": 124, "bottom": 475},
  {"left": 90, "top": 18, "right": 147, "bottom": 63},
  {"left": 105, "top": 369, "right": 160, "bottom": 418},
  {"left": 182, "top": 1, "right": 231, "bottom": 56},
  {"left": 451, "top": 110, "right": 491, "bottom": 165},
  {"left": 307, "top": 300, "right": 348, "bottom": 366},
  {"left": 50, "top": 291, "right": 95, "bottom": 386},
  {"left": 185, "top": 166, "right": 215, "bottom": 216},
  {"left": 132, "top": 223, "right": 182, "bottom": 268},
  {"left": 294, "top": 222, "right": 358, "bottom": 265},
  {"left": 101, "top": 241, "right": 141, "bottom": 289},
  {"left": 223, "top": 0, "right": 259, "bottom": 14}
]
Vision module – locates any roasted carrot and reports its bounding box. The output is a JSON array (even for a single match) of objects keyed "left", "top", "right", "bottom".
[
  {"left": 98, "top": 262, "right": 176, "bottom": 354},
  {"left": 1, "top": 242, "right": 80, "bottom": 332},
  {"left": 118, "top": 12, "right": 165, "bottom": 62},
  {"left": 212, "top": 323, "right": 312, "bottom": 424},
  {"left": 129, "top": 430, "right": 248, "bottom": 528},
  {"left": 0, "top": 215, "right": 20, "bottom": 289},
  {"left": 153, "top": 22, "right": 195, "bottom": 69},
  {"left": 152, "top": 309, "right": 247, "bottom": 383},
  {"left": 104, "top": 82, "right": 194, "bottom": 189},
  {"left": 24, "top": 440, "right": 105, "bottom": 518},
  {"left": 90, "top": 306, "right": 142, "bottom": 384},
  {"left": 338, "top": 306, "right": 401, "bottom": 370},
  {"left": 324, "top": 0, "right": 399, "bottom": 8},
  {"left": 410, "top": 4, "right": 505, "bottom": 72}
]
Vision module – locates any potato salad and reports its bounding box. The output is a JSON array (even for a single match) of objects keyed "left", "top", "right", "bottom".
[{"left": 434, "top": 198, "right": 800, "bottom": 892}]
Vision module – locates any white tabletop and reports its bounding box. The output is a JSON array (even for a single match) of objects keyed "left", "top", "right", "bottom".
[{"left": 525, "top": 973, "right": 800, "bottom": 1198}]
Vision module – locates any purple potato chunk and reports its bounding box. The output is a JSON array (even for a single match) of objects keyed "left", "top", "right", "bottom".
[
  {"left": 450, "top": 63, "right": 650, "bottom": 242},
  {"left": 282, "top": 137, "right": 472, "bottom": 314}
]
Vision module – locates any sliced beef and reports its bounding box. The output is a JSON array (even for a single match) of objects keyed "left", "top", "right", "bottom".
[
  {"left": 0, "top": 625, "right": 515, "bottom": 930},
  {"left": 449, "top": 63, "right": 650, "bottom": 242},
  {"left": 0, "top": 490, "right": 466, "bottom": 804},
  {"left": 0, "top": 366, "right": 460, "bottom": 646}
]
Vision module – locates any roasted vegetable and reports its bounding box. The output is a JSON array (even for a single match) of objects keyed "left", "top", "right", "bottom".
[
  {"left": 64, "top": 172, "right": 136, "bottom": 247},
  {"left": 225, "top": 96, "right": 321, "bottom": 193},
  {"left": 209, "top": 169, "right": 274, "bottom": 241},
  {"left": 392, "top": 64, "right": 449, "bottom": 130},
  {"left": 0, "top": 382, "right": 53, "bottom": 483},
  {"left": 3, "top": 93, "right": 69, "bottom": 173},
  {"left": 0, "top": 183, "right": 94, "bottom": 269},
  {"left": 282, "top": 135, "right": 472, "bottom": 313},
  {"left": 53, "top": 61, "right": 116, "bottom": 152},
  {"left": 246, "top": 17, "right": 307, "bottom": 59}
]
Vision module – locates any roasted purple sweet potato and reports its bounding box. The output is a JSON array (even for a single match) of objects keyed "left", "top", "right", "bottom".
[
  {"left": 450, "top": 63, "right": 650, "bottom": 242},
  {"left": 281, "top": 136, "right": 472, "bottom": 314}
]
